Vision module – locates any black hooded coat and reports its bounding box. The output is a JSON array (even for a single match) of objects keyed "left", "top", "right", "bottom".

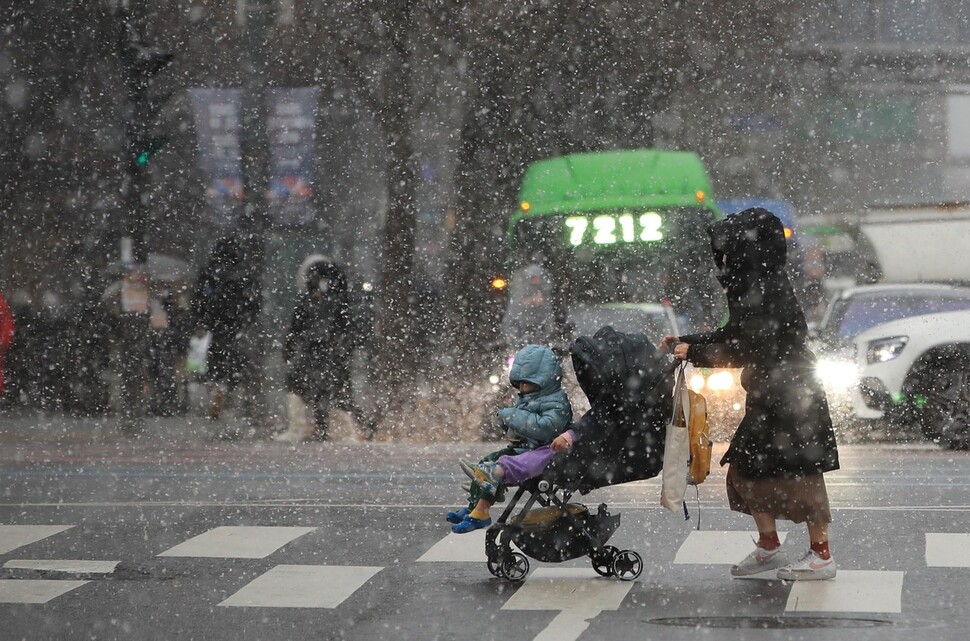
[
  {"left": 189, "top": 237, "right": 259, "bottom": 384},
  {"left": 283, "top": 259, "right": 352, "bottom": 399},
  {"left": 544, "top": 326, "right": 672, "bottom": 493},
  {"left": 680, "top": 208, "right": 839, "bottom": 479}
]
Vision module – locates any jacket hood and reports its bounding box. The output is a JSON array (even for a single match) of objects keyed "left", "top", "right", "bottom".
[
  {"left": 570, "top": 326, "right": 667, "bottom": 405},
  {"left": 508, "top": 344, "right": 563, "bottom": 393}
]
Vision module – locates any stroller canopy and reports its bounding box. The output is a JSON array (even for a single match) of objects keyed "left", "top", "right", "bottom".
[{"left": 544, "top": 326, "right": 673, "bottom": 493}]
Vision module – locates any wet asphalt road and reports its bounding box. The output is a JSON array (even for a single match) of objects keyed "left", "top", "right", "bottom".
[{"left": 2, "top": 416, "right": 970, "bottom": 641}]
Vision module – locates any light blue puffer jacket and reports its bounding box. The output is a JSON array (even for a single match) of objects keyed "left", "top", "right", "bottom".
[{"left": 497, "top": 344, "right": 573, "bottom": 451}]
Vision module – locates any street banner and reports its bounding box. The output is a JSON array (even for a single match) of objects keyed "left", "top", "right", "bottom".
[
  {"left": 189, "top": 87, "right": 318, "bottom": 228},
  {"left": 189, "top": 88, "right": 244, "bottom": 228},
  {"left": 267, "top": 87, "right": 319, "bottom": 227}
]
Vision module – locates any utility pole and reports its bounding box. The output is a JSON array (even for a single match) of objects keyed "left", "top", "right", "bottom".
[
  {"left": 237, "top": 0, "right": 273, "bottom": 432},
  {"left": 115, "top": 0, "right": 173, "bottom": 433}
]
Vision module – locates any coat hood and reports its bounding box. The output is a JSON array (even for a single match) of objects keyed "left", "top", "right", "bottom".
[
  {"left": 296, "top": 254, "right": 331, "bottom": 288},
  {"left": 570, "top": 326, "right": 667, "bottom": 406},
  {"left": 296, "top": 255, "right": 347, "bottom": 294},
  {"left": 710, "top": 208, "right": 787, "bottom": 294},
  {"left": 508, "top": 344, "right": 563, "bottom": 394}
]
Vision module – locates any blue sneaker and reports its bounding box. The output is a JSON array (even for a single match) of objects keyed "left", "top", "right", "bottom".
[
  {"left": 445, "top": 507, "right": 471, "bottom": 524},
  {"left": 451, "top": 515, "right": 491, "bottom": 534}
]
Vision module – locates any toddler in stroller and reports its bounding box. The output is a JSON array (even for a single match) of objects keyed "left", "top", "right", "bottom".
[{"left": 484, "top": 326, "right": 673, "bottom": 581}]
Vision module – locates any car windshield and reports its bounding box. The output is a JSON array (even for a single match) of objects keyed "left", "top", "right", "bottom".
[
  {"left": 568, "top": 306, "right": 673, "bottom": 343},
  {"left": 831, "top": 293, "right": 970, "bottom": 340}
]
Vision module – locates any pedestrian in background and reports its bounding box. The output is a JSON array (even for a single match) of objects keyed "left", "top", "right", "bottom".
[
  {"left": 661, "top": 208, "right": 840, "bottom": 581},
  {"left": 189, "top": 236, "right": 259, "bottom": 423},
  {"left": 275, "top": 256, "right": 374, "bottom": 442}
]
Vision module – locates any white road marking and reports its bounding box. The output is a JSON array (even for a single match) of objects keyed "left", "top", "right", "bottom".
[
  {"left": 785, "top": 570, "right": 904, "bottom": 613},
  {"left": 416, "top": 529, "right": 487, "bottom": 562},
  {"left": 157, "top": 526, "right": 315, "bottom": 559},
  {"left": 0, "top": 525, "right": 74, "bottom": 555},
  {"left": 0, "top": 579, "right": 89, "bottom": 604},
  {"left": 673, "top": 530, "right": 788, "bottom": 565},
  {"left": 218, "top": 564, "right": 383, "bottom": 608},
  {"left": 3, "top": 559, "right": 119, "bottom": 574},
  {"left": 502, "top": 568, "right": 634, "bottom": 641},
  {"left": 925, "top": 533, "right": 970, "bottom": 567}
]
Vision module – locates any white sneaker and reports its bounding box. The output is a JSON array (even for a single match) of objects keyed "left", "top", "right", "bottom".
[
  {"left": 776, "top": 550, "right": 837, "bottom": 581},
  {"left": 731, "top": 544, "right": 788, "bottom": 577}
]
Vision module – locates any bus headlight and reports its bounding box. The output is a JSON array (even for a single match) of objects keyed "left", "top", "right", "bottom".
[{"left": 815, "top": 358, "right": 859, "bottom": 389}]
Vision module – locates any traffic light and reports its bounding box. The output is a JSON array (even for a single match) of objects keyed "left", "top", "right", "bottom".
[
  {"left": 115, "top": 9, "right": 174, "bottom": 266},
  {"left": 119, "top": 17, "right": 174, "bottom": 171},
  {"left": 132, "top": 136, "right": 169, "bottom": 168}
]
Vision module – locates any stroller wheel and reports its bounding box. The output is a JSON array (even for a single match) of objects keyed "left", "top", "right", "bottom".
[
  {"left": 612, "top": 550, "right": 643, "bottom": 581},
  {"left": 502, "top": 552, "right": 530, "bottom": 582},
  {"left": 486, "top": 558, "right": 503, "bottom": 578},
  {"left": 591, "top": 545, "right": 619, "bottom": 577}
]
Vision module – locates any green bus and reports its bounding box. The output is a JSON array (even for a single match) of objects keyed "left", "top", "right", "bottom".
[{"left": 505, "top": 149, "right": 724, "bottom": 336}]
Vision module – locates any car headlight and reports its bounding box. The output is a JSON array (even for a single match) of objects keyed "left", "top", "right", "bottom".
[
  {"left": 689, "top": 373, "right": 706, "bottom": 393},
  {"left": 815, "top": 358, "right": 859, "bottom": 389},
  {"left": 706, "top": 370, "right": 736, "bottom": 391},
  {"left": 687, "top": 370, "right": 736, "bottom": 393},
  {"left": 866, "top": 336, "right": 908, "bottom": 364}
]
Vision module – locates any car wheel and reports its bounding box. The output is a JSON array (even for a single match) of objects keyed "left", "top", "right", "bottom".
[{"left": 913, "top": 356, "right": 970, "bottom": 448}]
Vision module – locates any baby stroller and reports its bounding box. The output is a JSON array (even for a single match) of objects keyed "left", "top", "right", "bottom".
[{"left": 485, "top": 326, "right": 673, "bottom": 582}]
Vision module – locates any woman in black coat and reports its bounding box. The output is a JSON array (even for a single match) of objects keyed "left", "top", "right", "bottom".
[{"left": 661, "top": 208, "right": 840, "bottom": 581}]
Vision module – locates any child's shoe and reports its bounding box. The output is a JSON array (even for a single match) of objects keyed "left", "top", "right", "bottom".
[
  {"left": 459, "top": 460, "right": 502, "bottom": 495},
  {"left": 445, "top": 507, "right": 471, "bottom": 524},
  {"left": 451, "top": 515, "right": 492, "bottom": 534}
]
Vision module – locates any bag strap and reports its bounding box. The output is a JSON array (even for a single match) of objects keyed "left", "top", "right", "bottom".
[
  {"left": 673, "top": 362, "right": 691, "bottom": 427},
  {"left": 680, "top": 364, "right": 691, "bottom": 426}
]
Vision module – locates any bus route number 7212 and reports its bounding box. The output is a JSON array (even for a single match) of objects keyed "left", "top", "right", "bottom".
[{"left": 564, "top": 212, "right": 664, "bottom": 247}]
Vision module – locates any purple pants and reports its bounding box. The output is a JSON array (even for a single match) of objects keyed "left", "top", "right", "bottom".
[{"left": 498, "top": 445, "right": 558, "bottom": 485}]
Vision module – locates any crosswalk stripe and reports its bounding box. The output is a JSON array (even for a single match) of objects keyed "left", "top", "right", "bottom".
[
  {"left": 925, "top": 533, "right": 970, "bottom": 567},
  {"left": 157, "top": 526, "right": 316, "bottom": 559},
  {"left": 785, "top": 570, "right": 904, "bottom": 613},
  {"left": 0, "top": 525, "right": 74, "bottom": 555},
  {"left": 3, "top": 560, "right": 119, "bottom": 574},
  {"left": 502, "top": 568, "right": 634, "bottom": 641},
  {"left": 415, "top": 529, "right": 488, "bottom": 562},
  {"left": 218, "top": 565, "right": 383, "bottom": 608},
  {"left": 673, "top": 530, "right": 789, "bottom": 566},
  {"left": 0, "top": 579, "right": 89, "bottom": 604}
]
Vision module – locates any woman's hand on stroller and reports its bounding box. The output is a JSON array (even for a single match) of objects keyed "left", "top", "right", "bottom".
[
  {"left": 659, "top": 335, "right": 689, "bottom": 360},
  {"left": 658, "top": 335, "right": 679, "bottom": 353},
  {"left": 671, "top": 343, "right": 689, "bottom": 360},
  {"left": 551, "top": 431, "right": 573, "bottom": 452}
]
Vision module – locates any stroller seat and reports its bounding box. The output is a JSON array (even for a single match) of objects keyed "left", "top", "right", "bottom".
[{"left": 484, "top": 327, "right": 674, "bottom": 582}]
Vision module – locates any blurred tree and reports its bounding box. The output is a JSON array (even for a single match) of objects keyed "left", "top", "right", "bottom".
[
  {"left": 308, "top": 0, "right": 467, "bottom": 426},
  {"left": 445, "top": 0, "right": 696, "bottom": 361}
]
